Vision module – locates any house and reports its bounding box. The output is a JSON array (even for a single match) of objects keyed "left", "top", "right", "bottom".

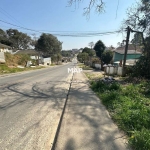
[
  {"left": 16, "top": 49, "right": 53, "bottom": 66},
  {"left": 16, "top": 49, "right": 40, "bottom": 59},
  {"left": 115, "top": 44, "right": 142, "bottom": 52},
  {"left": 41, "top": 57, "right": 51, "bottom": 66},
  {"left": 15, "top": 49, "right": 40, "bottom": 66},
  {"left": 0, "top": 43, "right": 12, "bottom": 53},
  {"left": 105, "top": 46, "right": 115, "bottom": 51},
  {"left": 113, "top": 44, "right": 142, "bottom": 65}
]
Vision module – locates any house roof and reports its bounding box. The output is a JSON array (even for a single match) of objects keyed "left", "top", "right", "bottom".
[
  {"left": 115, "top": 44, "right": 142, "bottom": 52},
  {"left": 0, "top": 43, "right": 11, "bottom": 49},
  {"left": 115, "top": 50, "right": 142, "bottom": 54},
  {"left": 15, "top": 49, "right": 39, "bottom": 55},
  {"left": 105, "top": 46, "right": 115, "bottom": 51}
]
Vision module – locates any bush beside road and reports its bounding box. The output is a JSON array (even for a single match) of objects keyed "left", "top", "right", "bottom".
[{"left": 85, "top": 72, "right": 150, "bottom": 150}]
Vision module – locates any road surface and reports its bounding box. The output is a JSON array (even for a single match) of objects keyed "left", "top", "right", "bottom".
[{"left": 0, "top": 63, "right": 73, "bottom": 150}]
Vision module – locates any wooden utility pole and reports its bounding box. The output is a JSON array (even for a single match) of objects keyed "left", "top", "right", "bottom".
[{"left": 122, "top": 26, "right": 131, "bottom": 76}]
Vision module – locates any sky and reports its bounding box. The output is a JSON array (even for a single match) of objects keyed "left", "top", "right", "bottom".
[{"left": 0, "top": 0, "right": 137, "bottom": 50}]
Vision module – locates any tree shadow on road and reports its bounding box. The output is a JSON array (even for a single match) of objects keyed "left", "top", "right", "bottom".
[
  {"left": 55, "top": 82, "right": 128, "bottom": 150},
  {"left": 0, "top": 80, "right": 71, "bottom": 149}
]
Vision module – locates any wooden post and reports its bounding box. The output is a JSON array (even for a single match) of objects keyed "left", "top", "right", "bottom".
[{"left": 122, "top": 26, "right": 131, "bottom": 76}]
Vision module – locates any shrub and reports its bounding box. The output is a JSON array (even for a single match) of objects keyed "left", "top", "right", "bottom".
[
  {"left": 90, "top": 80, "right": 150, "bottom": 150},
  {"left": 132, "top": 56, "right": 150, "bottom": 79}
]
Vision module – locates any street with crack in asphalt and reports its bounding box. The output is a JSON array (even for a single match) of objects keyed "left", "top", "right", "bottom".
[
  {"left": 0, "top": 61, "right": 129, "bottom": 150},
  {"left": 0, "top": 63, "right": 73, "bottom": 150}
]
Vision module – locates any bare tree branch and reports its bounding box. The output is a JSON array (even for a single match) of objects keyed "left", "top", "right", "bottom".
[{"left": 68, "top": 0, "right": 105, "bottom": 16}]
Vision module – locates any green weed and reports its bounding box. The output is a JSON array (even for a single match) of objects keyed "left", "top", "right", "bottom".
[{"left": 90, "top": 80, "right": 150, "bottom": 150}]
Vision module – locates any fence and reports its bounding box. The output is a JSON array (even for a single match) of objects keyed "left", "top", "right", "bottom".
[{"left": 105, "top": 66, "right": 123, "bottom": 76}]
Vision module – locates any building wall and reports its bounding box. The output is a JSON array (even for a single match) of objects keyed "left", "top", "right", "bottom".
[
  {"left": 41, "top": 57, "right": 51, "bottom": 66},
  {"left": 113, "top": 53, "right": 123, "bottom": 62},
  {"left": 0, "top": 48, "right": 12, "bottom": 53},
  {"left": 0, "top": 52, "right": 5, "bottom": 63},
  {"left": 113, "top": 52, "right": 142, "bottom": 62}
]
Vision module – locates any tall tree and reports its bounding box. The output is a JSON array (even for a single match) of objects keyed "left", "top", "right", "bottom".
[
  {"left": 123, "top": 0, "right": 150, "bottom": 48},
  {"left": 101, "top": 50, "right": 113, "bottom": 64},
  {"left": 35, "top": 33, "right": 62, "bottom": 56},
  {"left": 93, "top": 40, "right": 105, "bottom": 60},
  {"left": 123, "top": 0, "right": 150, "bottom": 78},
  {"left": 6, "top": 29, "right": 32, "bottom": 49},
  {"left": 93, "top": 40, "right": 105, "bottom": 68},
  {"left": 82, "top": 47, "right": 95, "bottom": 57},
  {"left": 131, "top": 33, "right": 143, "bottom": 46},
  {"left": 61, "top": 50, "right": 72, "bottom": 57},
  {"left": 77, "top": 52, "right": 89, "bottom": 64},
  {"left": 0, "top": 28, "right": 12, "bottom": 46}
]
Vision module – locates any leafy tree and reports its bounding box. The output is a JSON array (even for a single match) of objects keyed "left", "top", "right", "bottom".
[
  {"left": 82, "top": 47, "right": 95, "bottom": 57},
  {"left": 91, "top": 57, "right": 101, "bottom": 64},
  {"left": 6, "top": 29, "right": 32, "bottom": 49},
  {"left": 123, "top": 0, "right": 150, "bottom": 79},
  {"left": 0, "top": 29, "right": 7, "bottom": 40},
  {"left": 131, "top": 33, "right": 143, "bottom": 46},
  {"left": 0, "top": 28, "right": 12, "bottom": 46},
  {"left": 52, "top": 53, "right": 62, "bottom": 64},
  {"left": 93, "top": 40, "right": 105, "bottom": 68},
  {"left": 77, "top": 52, "right": 89, "bottom": 63},
  {"left": 93, "top": 40, "right": 105, "bottom": 60},
  {"left": 61, "top": 50, "right": 72, "bottom": 57},
  {"left": 35, "top": 33, "right": 62, "bottom": 57},
  {"left": 123, "top": 0, "right": 150, "bottom": 54},
  {"left": 101, "top": 50, "right": 113, "bottom": 64}
]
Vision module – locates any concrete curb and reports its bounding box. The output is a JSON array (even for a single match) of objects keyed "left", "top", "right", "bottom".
[{"left": 50, "top": 73, "right": 74, "bottom": 150}]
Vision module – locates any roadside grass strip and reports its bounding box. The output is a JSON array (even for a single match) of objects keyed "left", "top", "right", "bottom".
[
  {"left": 78, "top": 63, "right": 93, "bottom": 70},
  {"left": 0, "top": 64, "right": 44, "bottom": 74},
  {"left": 90, "top": 80, "right": 150, "bottom": 150}
]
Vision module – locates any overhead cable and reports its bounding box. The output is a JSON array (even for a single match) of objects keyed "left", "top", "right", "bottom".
[{"left": 0, "top": 19, "right": 121, "bottom": 37}]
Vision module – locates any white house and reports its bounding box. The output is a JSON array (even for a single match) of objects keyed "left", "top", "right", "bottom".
[
  {"left": 41, "top": 57, "right": 51, "bottom": 66},
  {"left": 0, "top": 43, "right": 12, "bottom": 53}
]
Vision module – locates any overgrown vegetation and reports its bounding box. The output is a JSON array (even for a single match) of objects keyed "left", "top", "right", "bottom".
[
  {"left": 0, "top": 64, "right": 44, "bottom": 74},
  {"left": 0, "top": 53, "right": 44, "bottom": 75},
  {"left": 90, "top": 80, "right": 150, "bottom": 150},
  {"left": 78, "top": 63, "right": 93, "bottom": 70},
  {"left": 5, "top": 52, "right": 31, "bottom": 67},
  {"left": 123, "top": 0, "right": 150, "bottom": 79}
]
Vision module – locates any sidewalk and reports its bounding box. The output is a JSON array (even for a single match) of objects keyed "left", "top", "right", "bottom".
[{"left": 55, "top": 72, "right": 129, "bottom": 150}]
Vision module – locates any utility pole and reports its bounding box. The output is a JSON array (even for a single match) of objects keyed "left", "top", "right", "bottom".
[{"left": 122, "top": 26, "right": 131, "bottom": 76}]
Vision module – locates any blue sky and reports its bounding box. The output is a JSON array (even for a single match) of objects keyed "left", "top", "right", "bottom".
[{"left": 0, "top": 0, "right": 136, "bottom": 50}]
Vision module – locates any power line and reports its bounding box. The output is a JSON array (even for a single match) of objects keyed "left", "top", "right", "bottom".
[
  {"left": 0, "top": 19, "right": 42, "bottom": 33},
  {"left": 0, "top": 19, "right": 121, "bottom": 37},
  {"left": 52, "top": 31, "right": 120, "bottom": 37},
  {"left": 0, "top": 7, "right": 24, "bottom": 26},
  {"left": 115, "top": 0, "right": 120, "bottom": 19}
]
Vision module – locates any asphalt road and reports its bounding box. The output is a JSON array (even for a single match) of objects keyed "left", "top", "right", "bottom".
[{"left": 0, "top": 63, "right": 74, "bottom": 150}]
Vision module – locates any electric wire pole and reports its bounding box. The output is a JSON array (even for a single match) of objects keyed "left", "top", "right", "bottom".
[{"left": 122, "top": 26, "right": 131, "bottom": 76}]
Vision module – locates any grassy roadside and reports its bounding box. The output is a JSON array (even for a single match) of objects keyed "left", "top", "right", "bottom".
[
  {"left": 78, "top": 63, "right": 93, "bottom": 70},
  {"left": 0, "top": 64, "right": 45, "bottom": 75},
  {"left": 85, "top": 72, "right": 150, "bottom": 150}
]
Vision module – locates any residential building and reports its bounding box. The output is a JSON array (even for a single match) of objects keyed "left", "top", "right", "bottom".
[
  {"left": 0, "top": 43, "right": 12, "bottom": 53},
  {"left": 113, "top": 44, "right": 142, "bottom": 65}
]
